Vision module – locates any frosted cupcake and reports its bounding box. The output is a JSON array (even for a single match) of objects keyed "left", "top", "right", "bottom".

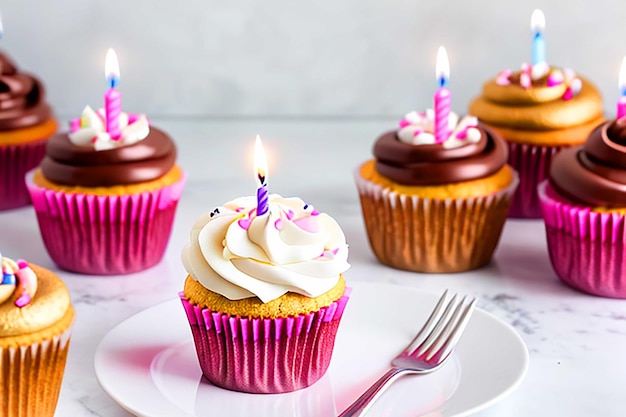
[
  {"left": 470, "top": 10, "right": 603, "bottom": 218},
  {"left": 26, "top": 105, "right": 185, "bottom": 275},
  {"left": 0, "top": 52, "right": 56, "bottom": 210},
  {"left": 0, "top": 252, "right": 74, "bottom": 417},
  {"left": 539, "top": 118, "right": 626, "bottom": 298},
  {"left": 356, "top": 110, "right": 517, "bottom": 273},
  {"left": 180, "top": 138, "right": 350, "bottom": 393}
]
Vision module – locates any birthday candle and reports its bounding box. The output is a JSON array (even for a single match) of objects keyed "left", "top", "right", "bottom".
[
  {"left": 434, "top": 46, "right": 451, "bottom": 144},
  {"left": 617, "top": 57, "right": 626, "bottom": 120},
  {"left": 104, "top": 48, "right": 122, "bottom": 140},
  {"left": 254, "top": 135, "right": 269, "bottom": 216},
  {"left": 531, "top": 9, "right": 546, "bottom": 67}
]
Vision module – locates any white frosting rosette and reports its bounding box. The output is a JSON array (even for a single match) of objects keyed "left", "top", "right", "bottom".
[
  {"left": 182, "top": 195, "right": 350, "bottom": 303},
  {"left": 398, "top": 110, "right": 481, "bottom": 149},
  {"left": 68, "top": 106, "right": 150, "bottom": 151}
]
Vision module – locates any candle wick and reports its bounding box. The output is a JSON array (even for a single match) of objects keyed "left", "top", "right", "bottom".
[
  {"left": 108, "top": 77, "right": 119, "bottom": 89},
  {"left": 438, "top": 77, "right": 448, "bottom": 88},
  {"left": 258, "top": 174, "right": 266, "bottom": 185}
]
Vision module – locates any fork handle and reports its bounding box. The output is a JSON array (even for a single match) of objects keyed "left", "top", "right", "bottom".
[{"left": 338, "top": 368, "right": 406, "bottom": 417}]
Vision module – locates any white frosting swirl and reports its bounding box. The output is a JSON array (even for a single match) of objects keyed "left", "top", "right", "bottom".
[
  {"left": 182, "top": 195, "right": 350, "bottom": 303},
  {"left": 68, "top": 106, "right": 150, "bottom": 151},
  {"left": 397, "top": 110, "right": 481, "bottom": 149}
]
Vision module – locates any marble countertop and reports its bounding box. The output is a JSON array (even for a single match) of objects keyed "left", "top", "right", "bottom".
[{"left": 2, "top": 118, "right": 625, "bottom": 416}]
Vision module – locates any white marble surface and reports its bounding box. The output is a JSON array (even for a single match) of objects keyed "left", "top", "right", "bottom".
[
  {"left": 2, "top": 118, "right": 626, "bottom": 416},
  {"left": 2, "top": 1, "right": 626, "bottom": 117}
]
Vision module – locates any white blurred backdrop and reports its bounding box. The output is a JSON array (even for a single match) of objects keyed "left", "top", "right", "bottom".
[{"left": 2, "top": 0, "right": 624, "bottom": 119}]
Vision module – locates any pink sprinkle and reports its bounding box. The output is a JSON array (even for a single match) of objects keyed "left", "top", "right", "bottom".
[
  {"left": 285, "top": 209, "right": 294, "bottom": 220},
  {"left": 91, "top": 136, "right": 98, "bottom": 143},
  {"left": 332, "top": 248, "right": 339, "bottom": 255},
  {"left": 547, "top": 72, "right": 564, "bottom": 87},
  {"left": 412, "top": 129, "right": 424, "bottom": 137},
  {"left": 311, "top": 210, "right": 319, "bottom": 216},
  {"left": 521, "top": 62, "right": 531, "bottom": 73},
  {"left": 70, "top": 118, "right": 81, "bottom": 132},
  {"left": 236, "top": 207, "right": 244, "bottom": 212},
  {"left": 17, "top": 260, "right": 28, "bottom": 269},
  {"left": 398, "top": 118, "right": 411, "bottom": 128},
  {"left": 456, "top": 127, "right": 468, "bottom": 139},
  {"left": 562, "top": 87, "right": 574, "bottom": 101},
  {"left": 238, "top": 218, "right": 252, "bottom": 230},
  {"left": 128, "top": 114, "right": 139, "bottom": 124},
  {"left": 520, "top": 73, "right": 531, "bottom": 89},
  {"left": 14, "top": 293, "right": 31, "bottom": 308},
  {"left": 496, "top": 70, "right": 512, "bottom": 86},
  {"left": 274, "top": 218, "right": 284, "bottom": 230}
]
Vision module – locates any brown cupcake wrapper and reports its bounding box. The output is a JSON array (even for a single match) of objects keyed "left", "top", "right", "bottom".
[
  {"left": 354, "top": 168, "right": 518, "bottom": 273},
  {"left": 0, "top": 326, "right": 72, "bottom": 417}
]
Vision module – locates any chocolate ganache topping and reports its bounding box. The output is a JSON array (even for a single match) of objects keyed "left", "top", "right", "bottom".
[
  {"left": 40, "top": 126, "right": 176, "bottom": 186},
  {"left": 550, "top": 119, "right": 626, "bottom": 207},
  {"left": 0, "top": 52, "right": 52, "bottom": 130},
  {"left": 373, "top": 124, "right": 508, "bottom": 185}
]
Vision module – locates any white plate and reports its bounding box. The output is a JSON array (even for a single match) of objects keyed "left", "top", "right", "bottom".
[{"left": 95, "top": 282, "right": 528, "bottom": 417}]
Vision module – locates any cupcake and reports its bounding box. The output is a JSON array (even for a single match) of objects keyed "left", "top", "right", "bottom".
[
  {"left": 0, "top": 52, "right": 56, "bottom": 210},
  {"left": 355, "top": 110, "right": 518, "bottom": 273},
  {"left": 0, "top": 252, "right": 74, "bottom": 417},
  {"left": 469, "top": 11, "right": 603, "bottom": 218},
  {"left": 538, "top": 118, "right": 626, "bottom": 298},
  {"left": 180, "top": 193, "right": 351, "bottom": 393}
]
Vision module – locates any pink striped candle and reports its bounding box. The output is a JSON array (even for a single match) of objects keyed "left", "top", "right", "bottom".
[
  {"left": 104, "top": 48, "right": 122, "bottom": 140},
  {"left": 617, "top": 57, "right": 626, "bottom": 119},
  {"left": 254, "top": 135, "right": 269, "bottom": 216},
  {"left": 434, "top": 46, "right": 451, "bottom": 144}
]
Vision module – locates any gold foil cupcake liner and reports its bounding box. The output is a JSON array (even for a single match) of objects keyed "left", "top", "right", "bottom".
[
  {"left": 354, "top": 169, "right": 518, "bottom": 273},
  {"left": 0, "top": 326, "right": 72, "bottom": 417}
]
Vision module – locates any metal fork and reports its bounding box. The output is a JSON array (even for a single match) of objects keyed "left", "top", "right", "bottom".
[{"left": 338, "top": 290, "right": 477, "bottom": 417}]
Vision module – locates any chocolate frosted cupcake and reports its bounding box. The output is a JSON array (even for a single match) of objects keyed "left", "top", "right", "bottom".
[
  {"left": 470, "top": 64, "right": 603, "bottom": 218},
  {"left": 0, "top": 253, "right": 75, "bottom": 417},
  {"left": 355, "top": 110, "right": 518, "bottom": 273},
  {"left": 0, "top": 52, "right": 56, "bottom": 210},
  {"left": 26, "top": 106, "right": 185, "bottom": 274},
  {"left": 539, "top": 118, "right": 626, "bottom": 298}
]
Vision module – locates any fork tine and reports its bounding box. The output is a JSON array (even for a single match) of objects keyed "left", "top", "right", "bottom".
[
  {"left": 423, "top": 295, "right": 471, "bottom": 360},
  {"left": 404, "top": 289, "right": 449, "bottom": 354},
  {"left": 414, "top": 293, "right": 459, "bottom": 357},
  {"left": 431, "top": 297, "right": 477, "bottom": 361}
]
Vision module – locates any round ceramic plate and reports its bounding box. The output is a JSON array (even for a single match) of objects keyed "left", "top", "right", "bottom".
[{"left": 95, "top": 282, "right": 528, "bottom": 417}]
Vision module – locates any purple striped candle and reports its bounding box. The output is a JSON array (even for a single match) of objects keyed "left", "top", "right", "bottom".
[{"left": 254, "top": 135, "right": 269, "bottom": 216}]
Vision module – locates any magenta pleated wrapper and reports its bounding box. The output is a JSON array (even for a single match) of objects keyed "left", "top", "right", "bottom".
[
  {"left": 24, "top": 170, "right": 186, "bottom": 275},
  {"left": 507, "top": 141, "right": 570, "bottom": 219},
  {"left": 0, "top": 139, "right": 47, "bottom": 211},
  {"left": 179, "top": 287, "right": 351, "bottom": 394},
  {"left": 538, "top": 180, "right": 626, "bottom": 298}
]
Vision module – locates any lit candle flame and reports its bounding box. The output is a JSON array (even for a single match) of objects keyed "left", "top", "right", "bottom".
[
  {"left": 530, "top": 9, "right": 545, "bottom": 33},
  {"left": 254, "top": 135, "right": 268, "bottom": 186},
  {"left": 619, "top": 57, "right": 626, "bottom": 96},
  {"left": 105, "top": 48, "right": 120, "bottom": 88},
  {"left": 435, "top": 46, "right": 450, "bottom": 88}
]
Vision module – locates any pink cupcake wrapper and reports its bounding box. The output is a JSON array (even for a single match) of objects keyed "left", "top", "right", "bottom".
[
  {"left": 0, "top": 138, "right": 48, "bottom": 211},
  {"left": 180, "top": 287, "right": 351, "bottom": 394},
  {"left": 25, "top": 170, "right": 186, "bottom": 275},
  {"left": 0, "top": 326, "right": 72, "bottom": 417},
  {"left": 507, "top": 141, "right": 572, "bottom": 219},
  {"left": 538, "top": 180, "right": 626, "bottom": 298}
]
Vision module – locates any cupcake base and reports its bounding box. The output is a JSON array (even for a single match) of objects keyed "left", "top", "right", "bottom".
[
  {"left": 0, "top": 138, "right": 48, "bottom": 210},
  {"left": 179, "top": 288, "right": 351, "bottom": 394},
  {"left": 0, "top": 312, "right": 73, "bottom": 417},
  {"left": 539, "top": 181, "right": 626, "bottom": 298},
  {"left": 355, "top": 168, "right": 518, "bottom": 273},
  {"left": 25, "top": 169, "right": 186, "bottom": 275},
  {"left": 507, "top": 141, "right": 569, "bottom": 219}
]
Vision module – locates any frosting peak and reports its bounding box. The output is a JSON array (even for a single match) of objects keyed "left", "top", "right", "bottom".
[
  {"left": 397, "top": 110, "right": 481, "bottom": 148},
  {"left": 0, "top": 51, "right": 52, "bottom": 130},
  {"left": 0, "top": 253, "right": 37, "bottom": 308},
  {"left": 182, "top": 195, "right": 350, "bottom": 303}
]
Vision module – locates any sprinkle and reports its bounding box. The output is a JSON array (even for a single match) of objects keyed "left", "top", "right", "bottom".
[
  {"left": 285, "top": 209, "right": 294, "bottom": 220},
  {"left": 456, "top": 127, "right": 468, "bottom": 140},
  {"left": 14, "top": 293, "right": 31, "bottom": 308},
  {"left": 274, "top": 218, "right": 284, "bottom": 230},
  {"left": 520, "top": 73, "right": 532, "bottom": 89},
  {"left": 521, "top": 62, "right": 531, "bottom": 74},
  {"left": 235, "top": 207, "right": 244, "bottom": 212},
  {"left": 311, "top": 210, "right": 320, "bottom": 216},
  {"left": 547, "top": 70, "right": 564, "bottom": 87},
  {"left": 210, "top": 208, "right": 220, "bottom": 217},
  {"left": 70, "top": 118, "right": 81, "bottom": 132},
  {"left": 303, "top": 204, "right": 308, "bottom": 210},
  {"left": 570, "top": 78, "right": 582, "bottom": 96},
  {"left": 238, "top": 218, "right": 251, "bottom": 230},
  {"left": 496, "top": 70, "right": 512, "bottom": 86},
  {"left": 531, "top": 62, "right": 549, "bottom": 80},
  {"left": 562, "top": 88, "right": 573, "bottom": 101},
  {"left": 412, "top": 129, "right": 424, "bottom": 137},
  {"left": 398, "top": 118, "right": 411, "bottom": 129},
  {"left": 332, "top": 248, "right": 339, "bottom": 255}
]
